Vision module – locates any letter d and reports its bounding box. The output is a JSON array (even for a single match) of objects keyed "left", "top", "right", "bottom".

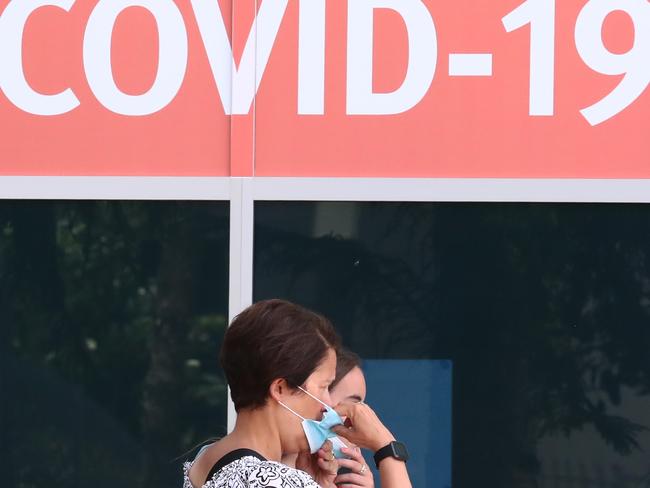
[{"left": 346, "top": 0, "right": 437, "bottom": 115}]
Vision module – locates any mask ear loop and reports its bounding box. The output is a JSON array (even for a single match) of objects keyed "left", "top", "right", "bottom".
[
  {"left": 298, "top": 386, "right": 334, "bottom": 410},
  {"left": 277, "top": 400, "right": 306, "bottom": 421}
]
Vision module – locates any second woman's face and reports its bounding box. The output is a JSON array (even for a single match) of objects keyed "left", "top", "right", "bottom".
[{"left": 330, "top": 366, "right": 367, "bottom": 406}]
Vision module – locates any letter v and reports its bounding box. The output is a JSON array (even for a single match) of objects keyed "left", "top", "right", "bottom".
[{"left": 192, "top": 0, "right": 289, "bottom": 115}]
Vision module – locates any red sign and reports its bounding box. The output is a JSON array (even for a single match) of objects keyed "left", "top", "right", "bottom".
[{"left": 0, "top": 0, "right": 648, "bottom": 177}]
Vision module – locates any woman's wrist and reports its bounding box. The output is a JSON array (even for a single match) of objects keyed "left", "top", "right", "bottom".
[{"left": 370, "top": 432, "right": 396, "bottom": 452}]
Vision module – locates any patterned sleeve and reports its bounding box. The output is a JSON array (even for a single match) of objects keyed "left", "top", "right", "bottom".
[{"left": 246, "top": 461, "right": 321, "bottom": 488}]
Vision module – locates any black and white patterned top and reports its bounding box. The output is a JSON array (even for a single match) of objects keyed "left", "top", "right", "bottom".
[{"left": 182, "top": 448, "right": 321, "bottom": 488}]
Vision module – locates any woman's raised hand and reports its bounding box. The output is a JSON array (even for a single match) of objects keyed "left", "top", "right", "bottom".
[
  {"left": 332, "top": 403, "right": 395, "bottom": 452},
  {"left": 295, "top": 440, "right": 339, "bottom": 488}
]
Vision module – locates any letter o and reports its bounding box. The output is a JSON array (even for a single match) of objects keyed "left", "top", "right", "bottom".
[{"left": 83, "top": 0, "right": 188, "bottom": 116}]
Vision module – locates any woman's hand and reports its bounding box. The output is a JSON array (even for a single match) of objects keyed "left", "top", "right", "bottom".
[
  {"left": 334, "top": 405, "right": 413, "bottom": 488},
  {"left": 334, "top": 446, "right": 374, "bottom": 488},
  {"left": 333, "top": 403, "right": 395, "bottom": 452},
  {"left": 295, "top": 440, "right": 339, "bottom": 488}
]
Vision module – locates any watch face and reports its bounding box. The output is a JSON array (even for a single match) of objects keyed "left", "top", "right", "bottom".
[{"left": 391, "top": 442, "right": 410, "bottom": 461}]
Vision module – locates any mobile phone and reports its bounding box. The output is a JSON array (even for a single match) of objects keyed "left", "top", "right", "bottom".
[{"left": 335, "top": 466, "right": 353, "bottom": 486}]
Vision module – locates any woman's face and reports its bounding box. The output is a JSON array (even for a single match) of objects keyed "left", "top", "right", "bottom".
[
  {"left": 279, "top": 347, "right": 337, "bottom": 452},
  {"left": 330, "top": 366, "right": 367, "bottom": 406},
  {"left": 297, "top": 347, "right": 337, "bottom": 418}
]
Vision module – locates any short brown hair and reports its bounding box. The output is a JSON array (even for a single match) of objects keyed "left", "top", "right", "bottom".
[{"left": 220, "top": 299, "right": 341, "bottom": 411}]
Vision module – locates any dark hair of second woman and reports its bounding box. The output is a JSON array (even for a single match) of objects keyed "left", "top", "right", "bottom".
[
  {"left": 220, "top": 299, "right": 341, "bottom": 411},
  {"left": 331, "top": 347, "right": 362, "bottom": 391}
]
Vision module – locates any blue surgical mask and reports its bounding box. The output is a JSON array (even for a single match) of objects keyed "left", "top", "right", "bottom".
[{"left": 278, "top": 386, "right": 348, "bottom": 459}]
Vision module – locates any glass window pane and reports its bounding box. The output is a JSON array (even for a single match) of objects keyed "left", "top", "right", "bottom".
[
  {"left": 254, "top": 202, "right": 650, "bottom": 488},
  {"left": 1, "top": 201, "right": 229, "bottom": 488},
  {"left": 363, "top": 359, "right": 452, "bottom": 488}
]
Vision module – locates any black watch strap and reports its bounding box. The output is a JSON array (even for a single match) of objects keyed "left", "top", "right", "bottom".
[{"left": 373, "top": 441, "right": 409, "bottom": 468}]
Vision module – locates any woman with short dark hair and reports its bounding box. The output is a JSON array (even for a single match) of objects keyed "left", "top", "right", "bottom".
[{"left": 183, "top": 299, "right": 342, "bottom": 488}]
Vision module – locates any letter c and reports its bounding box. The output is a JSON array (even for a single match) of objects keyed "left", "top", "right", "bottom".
[{"left": 0, "top": 0, "right": 80, "bottom": 116}]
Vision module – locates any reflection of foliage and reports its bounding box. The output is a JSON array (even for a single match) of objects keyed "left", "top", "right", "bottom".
[
  {"left": 255, "top": 202, "right": 650, "bottom": 488},
  {"left": 255, "top": 231, "right": 433, "bottom": 357},
  {"left": 590, "top": 413, "right": 647, "bottom": 455},
  {"left": 0, "top": 202, "right": 229, "bottom": 488}
]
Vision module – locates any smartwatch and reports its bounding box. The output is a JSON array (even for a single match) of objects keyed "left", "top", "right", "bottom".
[{"left": 373, "top": 441, "right": 409, "bottom": 468}]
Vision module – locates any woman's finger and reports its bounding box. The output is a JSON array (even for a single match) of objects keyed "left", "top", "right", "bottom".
[
  {"left": 335, "top": 401, "right": 359, "bottom": 421},
  {"left": 336, "top": 458, "right": 367, "bottom": 473},
  {"left": 332, "top": 425, "right": 352, "bottom": 437},
  {"left": 317, "top": 445, "right": 336, "bottom": 462},
  {"left": 317, "top": 456, "right": 338, "bottom": 475},
  {"left": 335, "top": 458, "right": 358, "bottom": 469},
  {"left": 340, "top": 446, "right": 364, "bottom": 464}
]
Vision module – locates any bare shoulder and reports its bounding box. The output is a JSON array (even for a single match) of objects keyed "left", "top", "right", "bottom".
[{"left": 186, "top": 439, "right": 236, "bottom": 488}]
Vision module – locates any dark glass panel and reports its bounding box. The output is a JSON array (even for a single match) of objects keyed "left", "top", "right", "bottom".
[
  {"left": 254, "top": 202, "right": 650, "bottom": 488},
  {"left": 0, "top": 201, "right": 229, "bottom": 488}
]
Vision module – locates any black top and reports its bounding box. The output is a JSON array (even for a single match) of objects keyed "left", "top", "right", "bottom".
[{"left": 205, "top": 448, "right": 267, "bottom": 484}]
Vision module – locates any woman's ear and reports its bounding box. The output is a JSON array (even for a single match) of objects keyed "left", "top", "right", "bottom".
[{"left": 269, "top": 378, "right": 290, "bottom": 402}]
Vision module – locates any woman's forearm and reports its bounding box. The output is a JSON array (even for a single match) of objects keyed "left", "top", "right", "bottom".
[{"left": 377, "top": 457, "right": 412, "bottom": 488}]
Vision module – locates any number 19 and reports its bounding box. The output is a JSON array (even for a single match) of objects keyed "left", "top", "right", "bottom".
[{"left": 502, "top": 0, "right": 650, "bottom": 125}]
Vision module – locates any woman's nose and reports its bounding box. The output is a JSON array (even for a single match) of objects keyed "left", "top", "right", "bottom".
[{"left": 321, "top": 389, "right": 333, "bottom": 407}]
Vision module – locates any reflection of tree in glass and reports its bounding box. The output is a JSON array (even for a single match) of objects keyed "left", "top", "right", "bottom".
[
  {"left": 0, "top": 202, "right": 229, "bottom": 488},
  {"left": 254, "top": 202, "right": 650, "bottom": 488}
]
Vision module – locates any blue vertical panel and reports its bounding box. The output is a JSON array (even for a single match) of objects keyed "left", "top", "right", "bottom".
[{"left": 362, "top": 360, "right": 452, "bottom": 488}]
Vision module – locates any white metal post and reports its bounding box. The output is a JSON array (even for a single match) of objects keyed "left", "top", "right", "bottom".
[{"left": 227, "top": 177, "right": 255, "bottom": 432}]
